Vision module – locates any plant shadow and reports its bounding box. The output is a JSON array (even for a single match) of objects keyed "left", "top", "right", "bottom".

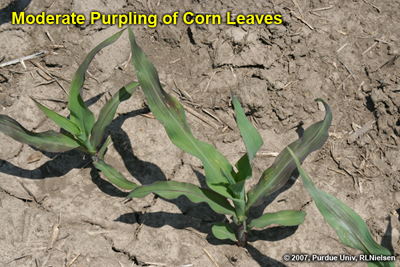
[
  {"left": 90, "top": 106, "right": 168, "bottom": 196},
  {"left": 116, "top": 196, "right": 292, "bottom": 266},
  {"left": 0, "top": 93, "right": 167, "bottom": 197},
  {"left": 381, "top": 217, "right": 394, "bottom": 255},
  {"left": 117, "top": 166, "right": 298, "bottom": 266},
  {"left": 247, "top": 243, "right": 288, "bottom": 267},
  {"left": 0, "top": 92, "right": 107, "bottom": 180},
  {"left": 115, "top": 124, "right": 310, "bottom": 266},
  {"left": 0, "top": 0, "right": 32, "bottom": 26}
]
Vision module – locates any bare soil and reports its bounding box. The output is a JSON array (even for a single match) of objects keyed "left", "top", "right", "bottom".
[{"left": 0, "top": 0, "right": 399, "bottom": 266}]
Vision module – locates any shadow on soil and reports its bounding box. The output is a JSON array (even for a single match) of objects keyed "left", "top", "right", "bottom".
[
  {"left": 116, "top": 166, "right": 301, "bottom": 266},
  {"left": 0, "top": 0, "right": 32, "bottom": 26},
  {"left": 0, "top": 102, "right": 166, "bottom": 198},
  {"left": 382, "top": 218, "right": 394, "bottom": 256},
  {"left": 114, "top": 126, "right": 310, "bottom": 266}
]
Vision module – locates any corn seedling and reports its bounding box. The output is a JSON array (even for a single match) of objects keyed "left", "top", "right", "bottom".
[
  {"left": 126, "top": 27, "right": 332, "bottom": 246},
  {"left": 0, "top": 29, "right": 138, "bottom": 190},
  {"left": 289, "top": 148, "right": 395, "bottom": 267}
]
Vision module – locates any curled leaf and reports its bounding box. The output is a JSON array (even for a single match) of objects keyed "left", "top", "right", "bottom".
[
  {"left": 128, "top": 27, "right": 235, "bottom": 199},
  {"left": 68, "top": 29, "right": 126, "bottom": 140},
  {"left": 247, "top": 99, "right": 332, "bottom": 209}
]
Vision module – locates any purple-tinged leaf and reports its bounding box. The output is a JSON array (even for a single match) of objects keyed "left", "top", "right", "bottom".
[
  {"left": 128, "top": 27, "right": 236, "bottom": 199},
  {"left": 0, "top": 114, "right": 81, "bottom": 152},
  {"left": 289, "top": 148, "right": 394, "bottom": 267},
  {"left": 247, "top": 99, "right": 332, "bottom": 209},
  {"left": 68, "top": 29, "right": 125, "bottom": 140}
]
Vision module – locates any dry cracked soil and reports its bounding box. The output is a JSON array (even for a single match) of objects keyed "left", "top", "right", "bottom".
[{"left": 0, "top": 0, "right": 400, "bottom": 266}]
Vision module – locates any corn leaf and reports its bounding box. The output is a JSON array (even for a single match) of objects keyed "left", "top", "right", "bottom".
[
  {"left": 234, "top": 154, "right": 252, "bottom": 182},
  {"left": 97, "top": 135, "right": 112, "bottom": 160},
  {"left": 90, "top": 81, "right": 139, "bottom": 149},
  {"left": 127, "top": 181, "right": 236, "bottom": 217},
  {"left": 229, "top": 180, "right": 246, "bottom": 201},
  {"left": 220, "top": 168, "right": 236, "bottom": 188},
  {"left": 231, "top": 89, "right": 263, "bottom": 167},
  {"left": 246, "top": 99, "right": 332, "bottom": 209},
  {"left": 220, "top": 168, "right": 246, "bottom": 219},
  {"left": 31, "top": 98, "right": 82, "bottom": 136},
  {"left": 93, "top": 159, "right": 138, "bottom": 190},
  {"left": 248, "top": 210, "right": 306, "bottom": 230},
  {"left": 288, "top": 148, "right": 394, "bottom": 267},
  {"left": 68, "top": 29, "right": 125, "bottom": 139},
  {"left": 231, "top": 197, "right": 246, "bottom": 220},
  {"left": 231, "top": 89, "right": 262, "bottom": 185},
  {"left": 212, "top": 223, "right": 238, "bottom": 242},
  {"left": 0, "top": 114, "right": 82, "bottom": 152},
  {"left": 128, "top": 27, "right": 235, "bottom": 199}
]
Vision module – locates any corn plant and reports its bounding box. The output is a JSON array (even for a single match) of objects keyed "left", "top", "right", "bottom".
[
  {"left": 0, "top": 29, "right": 138, "bottom": 190},
  {"left": 289, "top": 149, "right": 395, "bottom": 267},
  {"left": 126, "top": 27, "right": 332, "bottom": 246}
]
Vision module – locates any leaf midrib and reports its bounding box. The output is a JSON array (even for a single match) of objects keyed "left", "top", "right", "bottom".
[{"left": 262, "top": 112, "right": 331, "bottom": 194}]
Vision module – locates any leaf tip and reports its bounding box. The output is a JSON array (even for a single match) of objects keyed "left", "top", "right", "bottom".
[
  {"left": 314, "top": 98, "right": 331, "bottom": 113},
  {"left": 229, "top": 86, "right": 235, "bottom": 97}
]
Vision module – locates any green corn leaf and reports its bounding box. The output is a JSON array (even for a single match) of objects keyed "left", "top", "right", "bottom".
[
  {"left": 288, "top": 148, "right": 394, "bottom": 267},
  {"left": 212, "top": 223, "right": 238, "bottom": 242},
  {"left": 231, "top": 89, "right": 263, "bottom": 166},
  {"left": 0, "top": 114, "right": 82, "bottom": 152},
  {"left": 97, "top": 135, "right": 112, "bottom": 160},
  {"left": 231, "top": 197, "right": 247, "bottom": 220},
  {"left": 220, "top": 168, "right": 246, "bottom": 219},
  {"left": 90, "top": 81, "right": 139, "bottom": 149},
  {"left": 231, "top": 89, "right": 262, "bottom": 185},
  {"left": 127, "top": 181, "right": 236, "bottom": 217},
  {"left": 368, "top": 262, "right": 394, "bottom": 267},
  {"left": 248, "top": 210, "right": 306, "bottom": 230},
  {"left": 68, "top": 29, "right": 125, "bottom": 140},
  {"left": 93, "top": 159, "right": 138, "bottom": 190},
  {"left": 31, "top": 98, "right": 82, "bottom": 136},
  {"left": 220, "top": 168, "right": 236, "bottom": 188},
  {"left": 128, "top": 27, "right": 235, "bottom": 199},
  {"left": 234, "top": 154, "right": 252, "bottom": 182},
  {"left": 229, "top": 180, "right": 246, "bottom": 201},
  {"left": 246, "top": 99, "right": 332, "bottom": 209}
]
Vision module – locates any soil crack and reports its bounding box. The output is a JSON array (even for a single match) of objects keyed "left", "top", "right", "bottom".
[{"left": 111, "top": 246, "right": 139, "bottom": 265}]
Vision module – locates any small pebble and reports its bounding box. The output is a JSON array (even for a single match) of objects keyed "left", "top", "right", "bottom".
[{"left": 27, "top": 151, "right": 42, "bottom": 164}]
